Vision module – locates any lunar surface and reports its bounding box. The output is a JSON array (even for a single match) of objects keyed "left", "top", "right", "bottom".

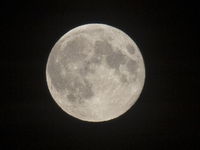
[{"left": 46, "top": 23, "right": 145, "bottom": 122}]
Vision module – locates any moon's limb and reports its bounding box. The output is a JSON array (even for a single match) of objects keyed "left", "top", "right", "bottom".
[{"left": 46, "top": 23, "right": 145, "bottom": 122}]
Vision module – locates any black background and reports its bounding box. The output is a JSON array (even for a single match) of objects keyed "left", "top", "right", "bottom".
[{"left": 1, "top": 0, "right": 199, "bottom": 149}]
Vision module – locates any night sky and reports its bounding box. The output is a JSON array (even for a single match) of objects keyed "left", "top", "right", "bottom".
[{"left": 2, "top": 0, "right": 199, "bottom": 149}]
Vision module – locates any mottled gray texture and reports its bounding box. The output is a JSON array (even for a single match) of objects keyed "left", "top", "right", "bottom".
[
  {"left": 48, "top": 62, "right": 65, "bottom": 91},
  {"left": 48, "top": 37, "right": 95, "bottom": 103},
  {"left": 127, "top": 59, "right": 138, "bottom": 74},
  {"left": 120, "top": 74, "right": 128, "bottom": 83},
  {"left": 94, "top": 40, "right": 113, "bottom": 55},
  {"left": 79, "top": 61, "right": 95, "bottom": 76},
  {"left": 46, "top": 24, "right": 145, "bottom": 122},
  {"left": 126, "top": 44, "right": 135, "bottom": 55},
  {"left": 63, "top": 36, "right": 87, "bottom": 61},
  {"left": 66, "top": 77, "right": 94, "bottom": 103},
  {"left": 48, "top": 35, "right": 138, "bottom": 103},
  {"left": 106, "top": 50, "right": 126, "bottom": 71},
  {"left": 67, "top": 93, "right": 76, "bottom": 102},
  {"left": 90, "top": 53, "right": 102, "bottom": 64}
]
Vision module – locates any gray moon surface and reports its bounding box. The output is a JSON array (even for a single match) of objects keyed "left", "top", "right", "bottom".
[{"left": 46, "top": 23, "right": 145, "bottom": 122}]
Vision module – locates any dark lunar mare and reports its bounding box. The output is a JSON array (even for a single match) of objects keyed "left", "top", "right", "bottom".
[
  {"left": 92, "top": 40, "right": 138, "bottom": 83},
  {"left": 126, "top": 44, "right": 135, "bottom": 55},
  {"left": 48, "top": 36, "right": 95, "bottom": 104}
]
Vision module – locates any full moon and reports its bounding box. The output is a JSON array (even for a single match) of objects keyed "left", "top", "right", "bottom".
[{"left": 46, "top": 23, "right": 145, "bottom": 122}]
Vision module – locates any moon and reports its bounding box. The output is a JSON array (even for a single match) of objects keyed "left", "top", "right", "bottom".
[{"left": 46, "top": 23, "right": 145, "bottom": 122}]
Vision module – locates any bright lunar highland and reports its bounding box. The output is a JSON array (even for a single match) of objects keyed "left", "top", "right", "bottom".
[{"left": 46, "top": 24, "right": 145, "bottom": 122}]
